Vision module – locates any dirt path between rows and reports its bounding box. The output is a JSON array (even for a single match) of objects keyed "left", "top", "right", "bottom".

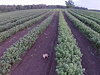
[
  {"left": 64, "top": 12, "right": 100, "bottom": 75},
  {"left": 10, "top": 12, "right": 58, "bottom": 75},
  {"left": 0, "top": 13, "right": 51, "bottom": 57}
]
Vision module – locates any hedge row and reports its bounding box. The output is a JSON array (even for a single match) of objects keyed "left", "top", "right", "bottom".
[
  {"left": 55, "top": 11, "right": 83, "bottom": 75},
  {"left": 0, "top": 9, "right": 48, "bottom": 25},
  {"left": 68, "top": 10, "right": 100, "bottom": 33},
  {"left": 70, "top": 9, "right": 100, "bottom": 20},
  {"left": 0, "top": 12, "right": 36, "bottom": 26},
  {"left": 0, "top": 12, "right": 50, "bottom": 43},
  {"left": 70, "top": 10, "right": 100, "bottom": 25},
  {"left": 0, "top": 11, "right": 47, "bottom": 32},
  {"left": 0, "top": 13, "right": 54, "bottom": 75},
  {"left": 65, "top": 11, "right": 100, "bottom": 50}
]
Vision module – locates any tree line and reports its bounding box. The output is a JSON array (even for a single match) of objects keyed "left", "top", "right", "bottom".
[
  {"left": 0, "top": 4, "right": 66, "bottom": 12},
  {"left": 0, "top": 0, "right": 88, "bottom": 12}
]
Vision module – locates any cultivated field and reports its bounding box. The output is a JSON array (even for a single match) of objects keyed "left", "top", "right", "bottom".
[{"left": 0, "top": 9, "right": 100, "bottom": 75}]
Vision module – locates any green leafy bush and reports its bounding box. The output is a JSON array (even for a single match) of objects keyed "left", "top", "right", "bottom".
[
  {"left": 68, "top": 10, "right": 100, "bottom": 33},
  {"left": 0, "top": 12, "right": 50, "bottom": 43},
  {"left": 0, "top": 9, "right": 49, "bottom": 25},
  {"left": 70, "top": 9, "right": 100, "bottom": 25},
  {"left": 0, "top": 11, "right": 47, "bottom": 32},
  {"left": 65, "top": 11, "right": 100, "bottom": 51},
  {"left": 55, "top": 11, "right": 83, "bottom": 75},
  {"left": 70, "top": 9, "right": 100, "bottom": 20}
]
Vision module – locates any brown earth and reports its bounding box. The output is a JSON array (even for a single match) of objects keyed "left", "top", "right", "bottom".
[
  {"left": 10, "top": 12, "right": 58, "bottom": 75},
  {"left": 0, "top": 13, "right": 51, "bottom": 57}
]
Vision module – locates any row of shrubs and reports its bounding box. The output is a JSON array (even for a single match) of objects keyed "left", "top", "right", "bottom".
[
  {"left": 70, "top": 9, "right": 100, "bottom": 25},
  {"left": 70, "top": 9, "right": 100, "bottom": 20},
  {"left": 0, "top": 9, "right": 48, "bottom": 25},
  {"left": 55, "top": 11, "right": 83, "bottom": 75},
  {"left": 65, "top": 11, "right": 100, "bottom": 51},
  {"left": 0, "top": 13, "right": 54, "bottom": 75},
  {"left": 0, "top": 11, "right": 47, "bottom": 32},
  {"left": 68, "top": 10, "right": 100, "bottom": 33},
  {"left": 0, "top": 12, "right": 35, "bottom": 26},
  {"left": 0, "top": 12, "right": 50, "bottom": 43}
]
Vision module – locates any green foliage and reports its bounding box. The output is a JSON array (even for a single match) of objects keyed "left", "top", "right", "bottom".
[
  {"left": 70, "top": 9, "right": 100, "bottom": 20},
  {"left": 70, "top": 9, "right": 100, "bottom": 25},
  {"left": 0, "top": 9, "right": 48, "bottom": 25},
  {"left": 55, "top": 11, "right": 83, "bottom": 75},
  {"left": 68, "top": 10, "right": 100, "bottom": 33},
  {"left": 65, "top": 11, "right": 100, "bottom": 51},
  {"left": 0, "top": 13, "right": 54, "bottom": 74},
  {"left": 0, "top": 12, "right": 50, "bottom": 43},
  {"left": 0, "top": 11, "right": 47, "bottom": 32}
]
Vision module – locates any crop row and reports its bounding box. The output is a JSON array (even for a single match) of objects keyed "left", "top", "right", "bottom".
[
  {"left": 70, "top": 9, "right": 100, "bottom": 25},
  {"left": 55, "top": 12, "right": 83, "bottom": 75},
  {"left": 0, "top": 13, "right": 54, "bottom": 75},
  {"left": 0, "top": 12, "right": 36, "bottom": 26},
  {"left": 0, "top": 9, "right": 48, "bottom": 24},
  {"left": 65, "top": 11, "right": 100, "bottom": 51},
  {"left": 71, "top": 9, "right": 100, "bottom": 20},
  {"left": 68, "top": 10, "right": 100, "bottom": 33},
  {"left": 0, "top": 11, "right": 47, "bottom": 32},
  {"left": 0, "top": 12, "right": 50, "bottom": 43}
]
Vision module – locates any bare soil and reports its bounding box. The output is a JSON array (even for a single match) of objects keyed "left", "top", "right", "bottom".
[
  {"left": 0, "top": 13, "right": 51, "bottom": 57},
  {"left": 10, "top": 12, "right": 58, "bottom": 75}
]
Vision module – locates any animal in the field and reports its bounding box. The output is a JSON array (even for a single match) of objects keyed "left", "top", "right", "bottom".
[{"left": 42, "top": 53, "right": 49, "bottom": 59}]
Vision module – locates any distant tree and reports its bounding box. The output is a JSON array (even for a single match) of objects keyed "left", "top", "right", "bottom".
[{"left": 65, "top": 0, "right": 75, "bottom": 8}]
